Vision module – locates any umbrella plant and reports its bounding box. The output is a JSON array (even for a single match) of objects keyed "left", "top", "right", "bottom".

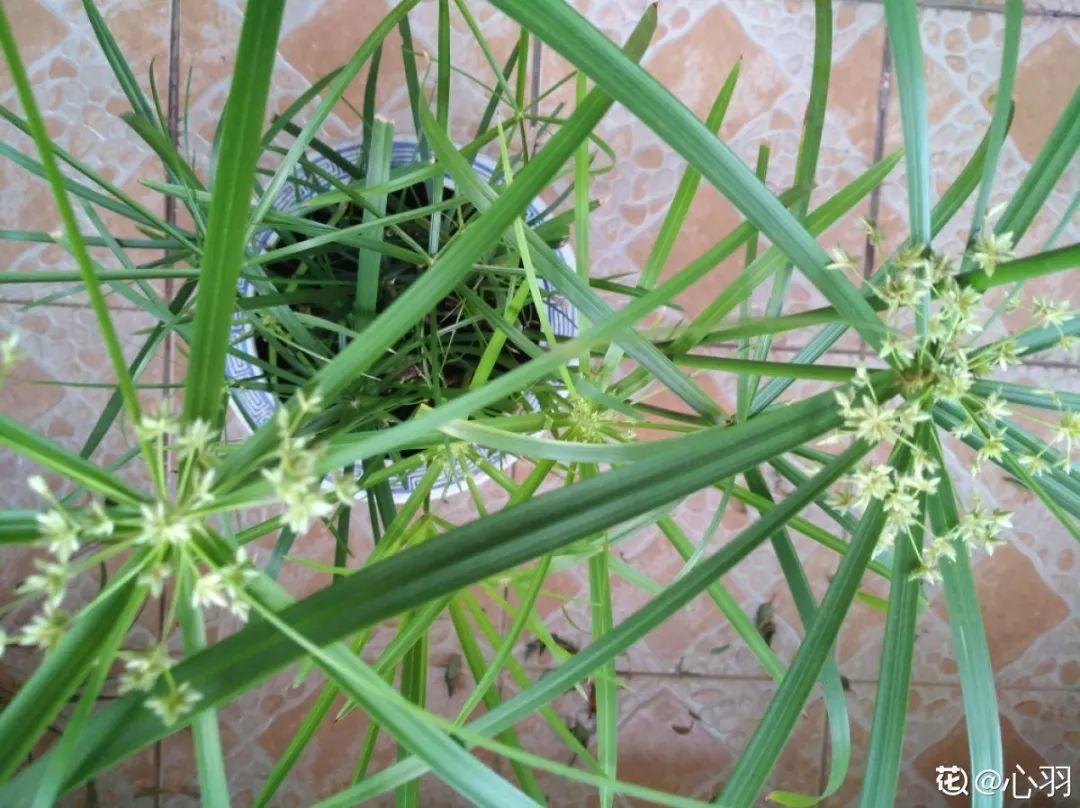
[{"left": 0, "top": 0, "right": 1076, "bottom": 805}]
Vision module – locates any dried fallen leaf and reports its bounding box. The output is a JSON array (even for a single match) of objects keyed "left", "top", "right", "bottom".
[
  {"left": 754, "top": 601, "right": 776, "bottom": 648},
  {"left": 444, "top": 653, "right": 462, "bottom": 698}
]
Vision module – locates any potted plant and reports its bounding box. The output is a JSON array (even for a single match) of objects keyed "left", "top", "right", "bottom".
[
  {"left": 0, "top": 0, "right": 1075, "bottom": 806},
  {"left": 227, "top": 137, "right": 578, "bottom": 500}
]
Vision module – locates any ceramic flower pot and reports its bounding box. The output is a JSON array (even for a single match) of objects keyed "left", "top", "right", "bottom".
[{"left": 226, "top": 139, "right": 577, "bottom": 501}]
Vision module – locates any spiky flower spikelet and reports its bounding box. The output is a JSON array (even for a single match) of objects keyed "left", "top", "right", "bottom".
[
  {"left": 261, "top": 390, "right": 355, "bottom": 533},
  {"left": 146, "top": 682, "right": 202, "bottom": 727},
  {"left": 824, "top": 214, "right": 1075, "bottom": 586},
  {"left": 7, "top": 389, "right": 350, "bottom": 728}
]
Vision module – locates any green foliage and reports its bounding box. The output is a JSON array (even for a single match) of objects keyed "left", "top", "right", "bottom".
[{"left": 0, "top": 1, "right": 1076, "bottom": 807}]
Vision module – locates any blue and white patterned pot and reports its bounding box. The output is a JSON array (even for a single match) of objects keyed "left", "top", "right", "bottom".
[{"left": 225, "top": 139, "right": 578, "bottom": 501}]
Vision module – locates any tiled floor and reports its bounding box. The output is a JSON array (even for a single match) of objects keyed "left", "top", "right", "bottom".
[{"left": 1, "top": 1, "right": 1077, "bottom": 806}]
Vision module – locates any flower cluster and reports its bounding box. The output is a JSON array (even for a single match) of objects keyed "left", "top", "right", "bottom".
[
  {"left": 192, "top": 548, "right": 259, "bottom": 622},
  {"left": 13, "top": 475, "right": 116, "bottom": 652},
  {"left": 133, "top": 402, "right": 221, "bottom": 550},
  {"left": 6, "top": 387, "right": 360, "bottom": 737},
  {"left": 563, "top": 394, "right": 628, "bottom": 444},
  {"left": 7, "top": 401, "right": 279, "bottom": 728},
  {"left": 911, "top": 495, "right": 1012, "bottom": 585},
  {"left": 971, "top": 230, "right": 1016, "bottom": 277},
  {"left": 829, "top": 378, "right": 939, "bottom": 559},
  {"left": 120, "top": 642, "right": 204, "bottom": 726},
  {"left": 823, "top": 214, "right": 1075, "bottom": 586},
  {"left": 138, "top": 399, "right": 219, "bottom": 467},
  {"left": 835, "top": 382, "right": 928, "bottom": 446},
  {"left": 17, "top": 608, "right": 71, "bottom": 653},
  {"left": 1056, "top": 411, "right": 1080, "bottom": 458},
  {"left": 261, "top": 390, "right": 356, "bottom": 533},
  {"left": 118, "top": 644, "right": 174, "bottom": 693},
  {"left": 146, "top": 682, "right": 202, "bottom": 726}
]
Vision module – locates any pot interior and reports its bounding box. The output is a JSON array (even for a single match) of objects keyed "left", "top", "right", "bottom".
[{"left": 250, "top": 164, "right": 558, "bottom": 434}]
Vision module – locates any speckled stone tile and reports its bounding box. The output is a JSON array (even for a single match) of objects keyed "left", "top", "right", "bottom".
[
  {"left": 536, "top": 0, "right": 889, "bottom": 330},
  {"left": 0, "top": 301, "right": 164, "bottom": 506},
  {"left": 0, "top": 301, "right": 166, "bottom": 748},
  {"left": 0, "top": 0, "right": 171, "bottom": 306},
  {"left": 829, "top": 682, "right": 1079, "bottom": 807},
  {"left": 875, "top": 7, "right": 1080, "bottom": 267}
]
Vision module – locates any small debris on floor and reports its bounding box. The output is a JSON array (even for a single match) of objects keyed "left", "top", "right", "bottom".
[{"left": 755, "top": 601, "right": 776, "bottom": 648}]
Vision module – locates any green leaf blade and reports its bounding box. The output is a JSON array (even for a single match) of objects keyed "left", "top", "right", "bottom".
[{"left": 181, "top": 1, "right": 286, "bottom": 425}]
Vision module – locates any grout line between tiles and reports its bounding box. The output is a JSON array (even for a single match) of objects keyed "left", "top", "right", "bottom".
[
  {"left": 822, "top": 22, "right": 891, "bottom": 790},
  {"left": 154, "top": 1, "right": 182, "bottom": 803},
  {"left": 0, "top": 297, "right": 122, "bottom": 311},
  {"left": 862, "top": 37, "right": 892, "bottom": 283},
  {"left": 521, "top": 665, "right": 1075, "bottom": 696},
  {"left": 851, "top": 0, "right": 1080, "bottom": 19},
  {"left": 528, "top": 33, "right": 542, "bottom": 129}
]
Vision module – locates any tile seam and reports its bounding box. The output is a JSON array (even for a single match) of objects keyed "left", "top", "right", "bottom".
[
  {"left": 154, "top": 0, "right": 183, "bottom": 803},
  {"left": 850, "top": 0, "right": 1080, "bottom": 20}
]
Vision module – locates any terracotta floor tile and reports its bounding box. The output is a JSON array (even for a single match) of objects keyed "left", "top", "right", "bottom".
[
  {"left": 54, "top": 746, "right": 162, "bottom": 807},
  {"left": 830, "top": 681, "right": 969, "bottom": 807},
  {"left": 182, "top": 0, "right": 380, "bottom": 159},
  {"left": 201, "top": 649, "right": 513, "bottom": 806},
  {"left": 487, "top": 481, "right": 826, "bottom": 682},
  {"left": 155, "top": 657, "right": 492, "bottom": 807}
]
